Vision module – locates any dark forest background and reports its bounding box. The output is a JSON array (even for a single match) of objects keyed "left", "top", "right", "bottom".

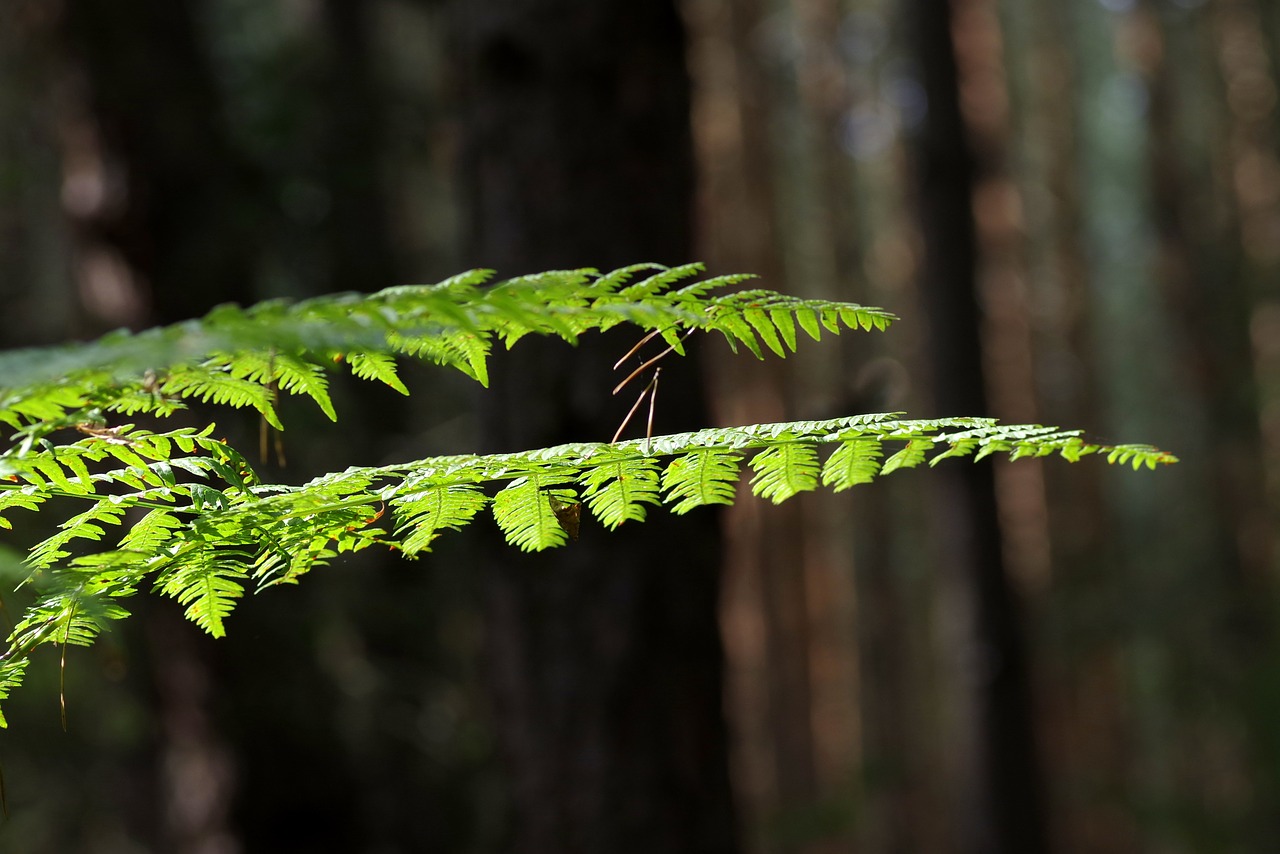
[{"left": 2, "top": 0, "right": 1278, "bottom": 852}]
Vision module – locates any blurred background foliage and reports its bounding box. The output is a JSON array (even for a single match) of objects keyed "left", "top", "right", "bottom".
[{"left": 1, "top": 0, "right": 1278, "bottom": 852}]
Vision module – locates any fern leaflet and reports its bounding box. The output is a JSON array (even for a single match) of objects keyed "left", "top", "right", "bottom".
[
  {"left": 750, "top": 441, "right": 822, "bottom": 503},
  {"left": 579, "top": 457, "right": 663, "bottom": 529},
  {"left": 662, "top": 449, "right": 742, "bottom": 514}
]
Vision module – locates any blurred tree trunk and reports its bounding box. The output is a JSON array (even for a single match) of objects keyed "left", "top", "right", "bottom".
[
  {"left": 0, "top": 2, "right": 77, "bottom": 346},
  {"left": 904, "top": 2, "right": 1047, "bottom": 853},
  {"left": 1148, "top": 0, "right": 1280, "bottom": 842},
  {"left": 320, "top": 0, "right": 397, "bottom": 294},
  {"left": 451, "top": 2, "right": 738, "bottom": 853},
  {"left": 52, "top": 2, "right": 255, "bottom": 851},
  {"left": 51, "top": 2, "right": 414, "bottom": 851},
  {"left": 702, "top": 0, "right": 821, "bottom": 844},
  {"left": 1068, "top": 2, "right": 1220, "bottom": 846},
  {"left": 998, "top": 2, "right": 1123, "bottom": 850},
  {"left": 58, "top": 0, "right": 263, "bottom": 326}
]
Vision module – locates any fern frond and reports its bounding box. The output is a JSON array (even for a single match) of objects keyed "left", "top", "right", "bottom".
[
  {"left": 0, "top": 265, "right": 891, "bottom": 436},
  {"left": 822, "top": 437, "right": 884, "bottom": 491},
  {"left": 0, "top": 658, "right": 29, "bottom": 727},
  {"left": 0, "top": 263, "right": 1176, "bottom": 729},
  {"left": 493, "top": 475, "right": 575, "bottom": 551},
  {"left": 161, "top": 365, "right": 283, "bottom": 429},
  {"left": 156, "top": 548, "right": 250, "bottom": 637},
  {"left": 662, "top": 449, "right": 742, "bottom": 514},
  {"left": 28, "top": 503, "right": 129, "bottom": 570},
  {"left": 119, "top": 508, "right": 185, "bottom": 554},
  {"left": 881, "top": 438, "right": 935, "bottom": 475},
  {"left": 617, "top": 262, "right": 706, "bottom": 301},
  {"left": 750, "top": 441, "right": 822, "bottom": 503},
  {"left": 0, "top": 486, "right": 47, "bottom": 529},
  {"left": 394, "top": 483, "right": 489, "bottom": 555},
  {"left": 589, "top": 263, "right": 665, "bottom": 294},
  {"left": 346, "top": 352, "right": 410, "bottom": 395},
  {"left": 0, "top": 410, "right": 1174, "bottom": 725},
  {"left": 579, "top": 457, "right": 662, "bottom": 528},
  {"left": 8, "top": 556, "right": 141, "bottom": 662},
  {"left": 227, "top": 351, "right": 337, "bottom": 421}
]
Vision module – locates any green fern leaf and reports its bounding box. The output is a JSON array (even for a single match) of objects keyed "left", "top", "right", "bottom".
[
  {"left": 662, "top": 449, "right": 741, "bottom": 514},
  {"left": 617, "top": 262, "right": 704, "bottom": 301},
  {"left": 579, "top": 457, "right": 662, "bottom": 528},
  {"left": 796, "top": 308, "right": 823, "bottom": 342},
  {"left": 29, "top": 456, "right": 80, "bottom": 493},
  {"left": 769, "top": 308, "right": 798, "bottom": 352},
  {"left": 672, "top": 272, "right": 757, "bottom": 299},
  {"left": 881, "top": 439, "right": 934, "bottom": 475},
  {"left": 590, "top": 263, "right": 666, "bottom": 295},
  {"left": 28, "top": 502, "right": 128, "bottom": 570},
  {"left": 347, "top": 352, "right": 410, "bottom": 395},
  {"left": 157, "top": 550, "right": 249, "bottom": 638},
  {"left": 743, "top": 307, "right": 786, "bottom": 357},
  {"left": 0, "top": 658, "right": 29, "bottom": 727},
  {"left": 271, "top": 353, "right": 337, "bottom": 421},
  {"left": 118, "top": 508, "right": 185, "bottom": 554},
  {"left": 0, "top": 262, "right": 1178, "bottom": 729},
  {"left": 394, "top": 483, "right": 489, "bottom": 555},
  {"left": 712, "top": 310, "right": 764, "bottom": 358},
  {"left": 161, "top": 366, "right": 283, "bottom": 429},
  {"left": 750, "top": 442, "right": 821, "bottom": 503},
  {"left": 54, "top": 589, "right": 133, "bottom": 647},
  {"left": 822, "top": 436, "right": 884, "bottom": 491},
  {"left": 493, "top": 475, "right": 572, "bottom": 551}
]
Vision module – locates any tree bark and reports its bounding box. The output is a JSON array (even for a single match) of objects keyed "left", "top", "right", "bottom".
[
  {"left": 451, "top": 2, "right": 738, "bottom": 852},
  {"left": 905, "top": 2, "right": 1048, "bottom": 853},
  {"left": 58, "top": 0, "right": 263, "bottom": 324},
  {"left": 51, "top": 3, "right": 253, "bottom": 850}
]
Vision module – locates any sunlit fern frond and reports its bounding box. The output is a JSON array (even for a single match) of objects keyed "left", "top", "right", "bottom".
[
  {"left": 393, "top": 483, "right": 489, "bottom": 556},
  {"left": 578, "top": 456, "right": 662, "bottom": 529},
  {"left": 0, "top": 264, "right": 890, "bottom": 436},
  {"left": 0, "top": 265, "right": 1176, "bottom": 727}
]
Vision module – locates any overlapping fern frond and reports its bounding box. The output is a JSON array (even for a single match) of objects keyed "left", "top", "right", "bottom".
[
  {"left": 0, "top": 263, "right": 893, "bottom": 440},
  {"left": 0, "top": 264, "right": 1174, "bottom": 727}
]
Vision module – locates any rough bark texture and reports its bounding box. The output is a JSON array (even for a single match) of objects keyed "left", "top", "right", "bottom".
[
  {"left": 906, "top": 2, "right": 1048, "bottom": 853},
  {"left": 451, "top": 2, "right": 738, "bottom": 852}
]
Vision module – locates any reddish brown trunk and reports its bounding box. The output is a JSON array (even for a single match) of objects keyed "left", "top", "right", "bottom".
[{"left": 452, "top": 2, "right": 738, "bottom": 852}]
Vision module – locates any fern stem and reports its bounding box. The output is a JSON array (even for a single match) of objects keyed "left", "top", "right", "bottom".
[
  {"left": 611, "top": 328, "right": 695, "bottom": 395},
  {"left": 611, "top": 370, "right": 661, "bottom": 444},
  {"left": 613, "top": 327, "right": 665, "bottom": 370}
]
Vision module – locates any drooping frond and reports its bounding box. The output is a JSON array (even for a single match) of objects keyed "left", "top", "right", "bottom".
[
  {"left": 749, "top": 441, "right": 822, "bottom": 503},
  {"left": 0, "top": 264, "right": 1174, "bottom": 727},
  {"left": 579, "top": 457, "right": 662, "bottom": 529},
  {"left": 394, "top": 482, "right": 489, "bottom": 555},
  {"left": 662, "top": 449, "right": 742, "bottom": 513},
  {"left": 0, "top": 414, "right": 1176, "bottom": 724},
  {"left": 493, "top": 475, "right": 577, "bottom": 552},
  {"left": 822, "top": 436, "right": 884, "bottom": 491},
  {"left": 155, "top": 546, "right": 249, "bottom": 638},
  {"left": 346, "top": 351, "right": 410, "bottom": 395}
]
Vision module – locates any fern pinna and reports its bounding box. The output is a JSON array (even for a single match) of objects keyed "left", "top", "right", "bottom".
[{"left": 0, "top": 263, "right": 1174, "bottom": 725}]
